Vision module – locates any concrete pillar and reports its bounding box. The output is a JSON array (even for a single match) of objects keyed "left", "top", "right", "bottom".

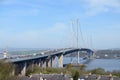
[
  {"left": 36, "top": 60, "right": 40, "bottom": 66},
  {"left": 34, "top": 60, "right": 38, "bottom": 66},
  {"left": 47, "top": 59, "right": 51, "bottom": 67},
  {"left": 58, "top": 54, "right": 63, "bottom": 68},
  {"left": 42, "top": 60, "right": 46, "bottom": 68},
  {"left": 52, "top": 56, "right": 56, "bottom": 67},
  {"left": 31, "top": 61, "right": 35, "bottom": 68},
  {"left": 38, "top": 59, "right": 41, "bottom": 67},
  {"left": 21, "top": 62, "right": 27, "bottom": 76}
]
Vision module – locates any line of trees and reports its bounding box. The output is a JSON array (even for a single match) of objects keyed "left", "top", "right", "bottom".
[{"left": 0, "top": 60, "right": 120, "bottom": 80}]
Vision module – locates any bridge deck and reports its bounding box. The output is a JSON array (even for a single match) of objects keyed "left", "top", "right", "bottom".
[{"left": 2, "top": 48, "right": 93, "bottom": 63}]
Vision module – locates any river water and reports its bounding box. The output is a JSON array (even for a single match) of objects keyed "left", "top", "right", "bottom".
[{"left": 63, "top": 57, "right": 120, "bottom": 72}]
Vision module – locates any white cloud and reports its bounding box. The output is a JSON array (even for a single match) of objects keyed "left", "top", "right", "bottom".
[{"left": 83, "top": 0, "right": 120, "bottom": 16}]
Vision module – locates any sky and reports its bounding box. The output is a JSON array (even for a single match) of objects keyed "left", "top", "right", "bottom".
[{"left": 0, "top": 0, "right": 120, "bottom": 49}]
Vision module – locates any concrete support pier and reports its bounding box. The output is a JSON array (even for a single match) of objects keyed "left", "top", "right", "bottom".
[
  {"left": 52, "top": 56, "right": 56, "bottom": 67},
  {"left": 21, "top": 62, "right": 27, "bottom": 76},
  {"left": 58, "top": 54, "right": 63, "bottom": 68},
  {"left": 38, "top": 59, "right": 41, "bottom": 67},
  {"left": 47, "top": 58, "right": 51, "bottom": 67},
  {"left": 42, "top": 60, "right": 46, "bottom": 68}
]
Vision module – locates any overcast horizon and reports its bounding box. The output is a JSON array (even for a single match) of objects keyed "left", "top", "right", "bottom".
[{"left": 0, "top": 0, "right": 120, "bottom": 49}]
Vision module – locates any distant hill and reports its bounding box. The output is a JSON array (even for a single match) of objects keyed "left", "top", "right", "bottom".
[
  {"left": 95, "top": 49, "right": 120, "bottom": 59},
  {"left": 0, "top": 48, "right": 49, "bottom": 52}
]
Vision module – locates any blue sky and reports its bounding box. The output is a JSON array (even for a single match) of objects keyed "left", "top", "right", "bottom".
[{"left": 0, "top": 0, "right": 120, "bottom": 49}]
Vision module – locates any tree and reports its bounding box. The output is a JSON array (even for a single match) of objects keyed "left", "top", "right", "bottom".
[
  {"left": 0, "top": 60, "right": 14, "bottom": 80},
  {"left": 80, "top": 64, "right": 86, "bottom": 70},
  {"left": 112, "top": 71, "right": 120, "bottom": 78},
  {"left": 66, "top": 64, "right": 72, "bottom": 70},
  {"left": 73, "top": 71, "right": 79, "bottom": 80},
  {"left": 90, "top": 68, "right": 105, "bottom": 75}
]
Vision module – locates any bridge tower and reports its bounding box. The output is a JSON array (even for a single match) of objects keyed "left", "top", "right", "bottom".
[{"left": 71, "top": 19, "right": 80, "bottom": 63}]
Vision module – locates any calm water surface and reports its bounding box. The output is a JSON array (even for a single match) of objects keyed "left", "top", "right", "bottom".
[
  {"left": 86, "top": 59, "right": 120, "bottom": 71},
  {"left": 64, "top": 57, "right": 120, "bottom": 71}
]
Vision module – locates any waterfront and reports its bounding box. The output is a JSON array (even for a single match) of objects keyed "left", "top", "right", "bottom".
[
  {"left": 64, "top": 57, "right": 120, "bottom": 72},
  {"left": 0, "top": 50, "right": 120, "bottom": 72}
]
